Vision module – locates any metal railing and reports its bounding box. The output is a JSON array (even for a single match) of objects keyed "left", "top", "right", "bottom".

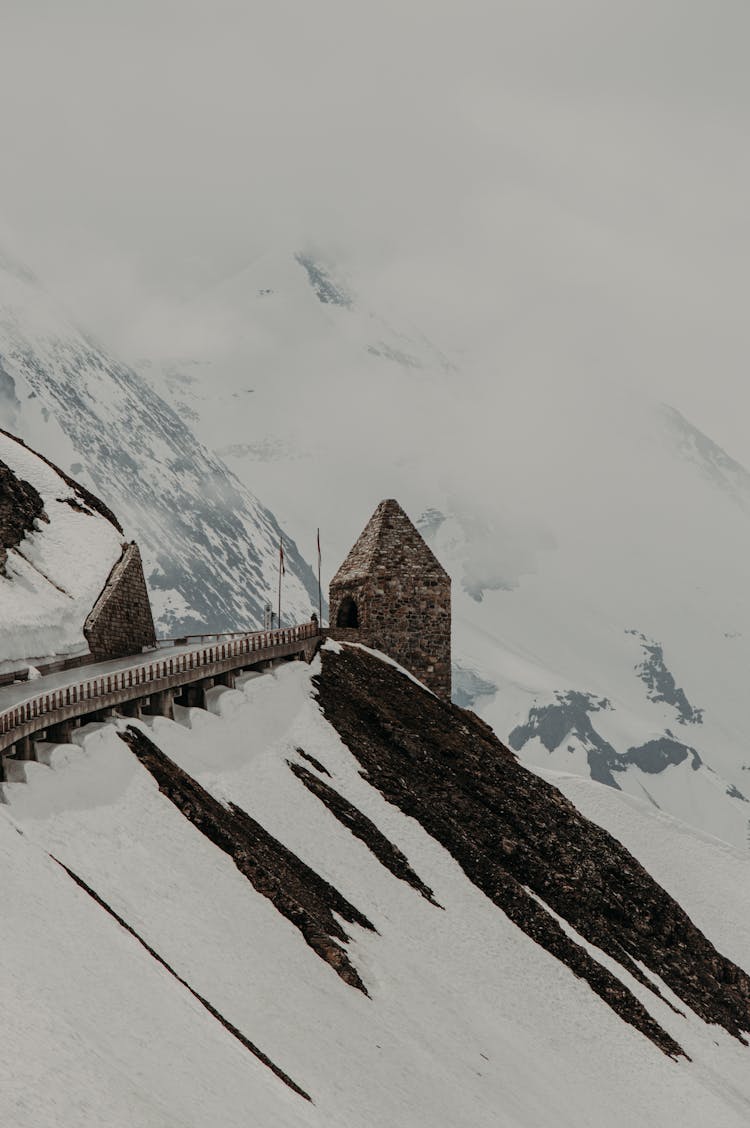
[
  {"left": 155, "top": 630, "right": 265, "bottom": 649},
  {"left": 0, "top": 623, "right": 319, "bottom": 746}
]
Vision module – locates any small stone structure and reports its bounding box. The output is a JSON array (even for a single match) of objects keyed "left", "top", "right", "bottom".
[
  {"left": 84, "top": 541, "right": 157, "bottom": 660},
  {"left": 329, "top": 499, "right": 451, "bottom": 698}
]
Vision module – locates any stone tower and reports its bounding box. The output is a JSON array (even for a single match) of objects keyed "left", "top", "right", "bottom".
[{"left": 329, "top": 499, "right": 451, "bottom": 698}]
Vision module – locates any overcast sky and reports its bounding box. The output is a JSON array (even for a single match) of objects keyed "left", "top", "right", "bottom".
[{"left": 2, "top": 1, "right": 750, "bottom": 457}]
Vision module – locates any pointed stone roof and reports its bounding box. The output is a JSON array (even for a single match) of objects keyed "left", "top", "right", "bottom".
[{"left": 331, "top": 499, "right": 449, "bottom": 585}]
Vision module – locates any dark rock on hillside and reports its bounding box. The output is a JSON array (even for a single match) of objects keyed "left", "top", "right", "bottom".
[
  {"left": 509, "top": 691, "right": 704, "bottom": 789},
  {"left": 295, "top": 747, "right": 332, "bottom": 777},
  {"left": 295, "top": 253, "right": 352, "bottom": 308},
  {"left": 622, "top": 735, "right": 702, "bottom": 774},
  {"left": 509, "top": 691, "right": 623, "bottom": 788},
  {"left": 120, "top": 726, "right": 374, "bottom": 992},
  {"left": 0, "top": 458, "right": 46, "bottom": 575},
  {"left": 0, "top": 427, "right": 123, "bottom": 533},
  {"left": 316, "top": 645, "right": 750, "bottom": 1058},
  {"left": 451, "top": 665, "right": 497, "bottom": 710},
  {"left": 289, "top": 757, "right": 439, "bottom": 905},
  {"left": 627, "top": 629, "right": 704, "bottom": 725}
]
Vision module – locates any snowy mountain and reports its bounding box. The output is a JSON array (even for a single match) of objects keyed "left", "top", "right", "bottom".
[
  {"left": 423, "top": 398, "right": 750, "bottom": 853},
  {"left": 130, "top": 248, "right": 459, "bottom": 552},
  {"left": 130, "top": 249, "right": 750, "bottom": 853},
  {"left": 2, "top": 643, "right": 749, "bottom": 1127},
  {"left": 0, "top": 251, "right": 319, "bottom": 637}
]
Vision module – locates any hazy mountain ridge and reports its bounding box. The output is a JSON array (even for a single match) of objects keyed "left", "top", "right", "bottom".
[
  {"left": 661, "top": 402, "right": 750, "bottom": 512},
  {"left": 0, "top": 253, "right": 319, "bottom": 635},
  {"left": 37, "top": 245, "right": 750, "bottom": 855}
]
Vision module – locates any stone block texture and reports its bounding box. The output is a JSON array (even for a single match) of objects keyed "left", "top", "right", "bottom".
[
  {"left": 84, "top": 541, "right": 157, "bottom": 660},
  {"left": 329, "top": 499, "right": 451, "bottom": 698}
]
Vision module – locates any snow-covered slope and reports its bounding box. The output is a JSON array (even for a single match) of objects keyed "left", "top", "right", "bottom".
[
  {"left": 2, "top": 646, "right": 748, "bottom": 1127},
  {"left": 0, "top": 429, "right": 123, "bottom": 670},
  {"left": 0, "top": 252, "right": 319, "bottom": 636},
  {"left": 130, "top": 250, "right": 750, "bottom": 851}
]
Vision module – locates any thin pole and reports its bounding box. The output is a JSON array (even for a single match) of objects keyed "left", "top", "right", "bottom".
[
  {"left": 317, "top": 528, "right": 322, "bottom": 626},
  {"left": 278, "top": 537, "right": 284, "bottom": 629}
]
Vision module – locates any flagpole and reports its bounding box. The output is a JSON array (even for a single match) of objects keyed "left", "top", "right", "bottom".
[
  {"left": 317, "top": 528, "right": 322, "bottom": 626},
  {"left": 278, "top": 537, "right": 283, "bottom": 629}
]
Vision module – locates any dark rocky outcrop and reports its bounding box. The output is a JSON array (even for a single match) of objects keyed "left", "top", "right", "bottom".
[
  {"left": 119, "top": 726, "right": 374, "bottom": 992},
  {"left": 315, "top": 645, "right": 750, "bottom": 1058},
  {"left": 622, "top": 735, "right": 702, "bottom": 774},
  {"left": 295, "top": 747, "right": 332, "bottom": 776},
  {"left": 289, "top": 757, "right": 439, "bottom": 905},
  {"left": 0, "top": 427, "right": 123, "bottom": 533},
  {"left": 508, "top": 691, "right": 623, "bottom": 788},
  {"left": 0, "top": 458, "right": 46, "bottom": 575},
  {"left": 295, "top": 253, "right": 352, "bottom": 308},
  {"left": 626, "top": 630, "right": 704, "bottom": 725},
  {"left": 451, "top": 665, "right": 497, "bottom": 710},
  {"left": 509, "top": 692, "right": 704, "bottom": 788}
]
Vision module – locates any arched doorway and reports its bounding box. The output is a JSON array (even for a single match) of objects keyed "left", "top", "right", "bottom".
[{"left": 336, "top": 595, "right": 359, "bottom": 628}]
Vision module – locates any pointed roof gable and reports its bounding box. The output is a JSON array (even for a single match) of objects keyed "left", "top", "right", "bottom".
[{"left": 332, "top": 498, "right": 449, "bottom": 586}]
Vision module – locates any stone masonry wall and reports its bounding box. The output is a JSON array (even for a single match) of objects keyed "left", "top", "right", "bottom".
[
  {"left": 329, "top": 501, "right": 451, "bottom": 698},
  {"left": 330, "top": 573, "right": 451, "bottom": 699},
  {"left": 84, "top": 541, "right": 157, "bottom": 661}
]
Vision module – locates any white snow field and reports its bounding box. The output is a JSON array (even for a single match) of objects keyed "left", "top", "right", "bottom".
[
  {"left": 3, "top": 653, "right": 749, "bottom": 1128},
  {"left": 0, "top": 429, "right": 122, "bottom": 671}
]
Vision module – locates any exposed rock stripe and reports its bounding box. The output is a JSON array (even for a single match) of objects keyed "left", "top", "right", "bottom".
[
  {"left": 289, "top": 757, "right": 440, "bottom": 905},
  {"left": 0, "top": 458, "right": 46, "bottom": 575},
  {"left": 51, "top": 856, "right": 312, "bottom": 1102},
  {"left": 316, "top": 646, "right": 750, "bottom": 1056},
  {"left": 119, "top": 726, "right": 374, "bottom": 992},
  {"left": 295, "top": 747, "right": 332, "bottom": 777}
]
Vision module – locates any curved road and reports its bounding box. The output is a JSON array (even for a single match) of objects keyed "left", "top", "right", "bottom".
[{"left": 0, "top": 624, "right": 320, "bottom": 758}]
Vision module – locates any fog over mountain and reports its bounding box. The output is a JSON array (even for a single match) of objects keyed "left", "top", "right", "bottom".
[
  {"left": 2, "top": 4, "right": 750, "bottom": 1124},
  {"left": 2, "top": 0, "right": 750, "bottom": 464},
  {"left": 108, "top": 246, "right": 750, "bottom": 853},
  {"left": 0, "top": 253, "right": 319, "bottom": 636}
]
